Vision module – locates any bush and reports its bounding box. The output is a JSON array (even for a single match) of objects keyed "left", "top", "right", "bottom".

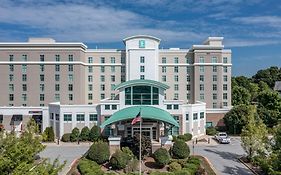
[
  {"left": 87, "top": 141, "right": 110, "bottom": 164},
  {"left": 206, "top": 127, "right": 217, "bottom": 136},
  {"left": 153, "top": 148, "right": 170, "bottom": 167},
  {"left": 149, "top": 171, "right": 174, "bottom": 175},
  {"left": 89, "top": 125, "right": 101, "bottom": 142},
  {"left": 174, "top": 169, "right": 191, "bottom": 175},
  {"left": 80, "top": 126, "right": 90, "bottom": 141},
  {"left": 42, "top": 127, "right": 55, "bottom": 142},
  {"left": 182, "top": 163, "right": 199, "bottom": 174},
  {"left": 177, "top": 133, "right": 192, "bottom": 142},
  {"left": 122, "top": 147, "right": 135, "bottom": 160},
  {"left": 70, "top": 127, "right": 80, "bottom": 142},
  {"left": 77, "top": 158, "right": 103, "bottom": 175},
  {"left": 169, "top": 162, "right": 182, "bottom": 172},
  {"left": 61, "top": 133, "right": 71, "bottom": 142},
  {"left": 187, "top": 157, "right": 200, "bottom": 166},
  {"left": 171, "top": 140, "right": 190, "bottom": 159},
  {"left": 124, "top": 159, "right": 139, "bottom": 173},
  {"left": 132, "top": 133, "right": 151, "bottom": 159},
  {"left": 110, "top": 149, "right": 128, "bottom": 170}
]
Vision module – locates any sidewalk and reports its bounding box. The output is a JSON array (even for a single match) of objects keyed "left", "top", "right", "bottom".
[
  {"left": 187, "top": 135, "right": 218, "bottom": 146},
  {"left": 42, "top": 141, "right": 93, "bottom": 147}
]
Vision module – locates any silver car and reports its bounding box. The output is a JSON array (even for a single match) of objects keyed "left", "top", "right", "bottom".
[{"left": 215, "top": 132, "right": 231, "bottom": 144}]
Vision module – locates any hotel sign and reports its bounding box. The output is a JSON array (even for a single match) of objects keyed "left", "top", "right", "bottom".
[{"left": 139, "top": 40, "right": 145, "bottom": 48}]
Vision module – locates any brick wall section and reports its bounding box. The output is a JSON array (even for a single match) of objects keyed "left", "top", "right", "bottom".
[{"left": 206, "top": 113, "right": 226, "bottom": 127}]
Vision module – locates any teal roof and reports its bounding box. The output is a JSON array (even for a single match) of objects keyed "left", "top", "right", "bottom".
[
  {"left": 100, "top": 106, "right": 179, "bottom": 128},
  {"left": 114, "top": 79, "right": 170, "bottom": 90}
]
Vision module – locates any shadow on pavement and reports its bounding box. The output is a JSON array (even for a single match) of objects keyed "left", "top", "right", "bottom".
[
  {"left": 222, "top": 165, "right": 253, "bottom": 175},
  {"left": 203, "top": 148, "right": 241, "bottom": 162}
]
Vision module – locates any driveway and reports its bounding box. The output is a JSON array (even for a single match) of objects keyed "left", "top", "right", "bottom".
[
  {"left": 192, "top": 137, "right": 253, "bottom": 175},
  {"left": 39, "top": 143, "right": 91, "bottom": 175}
]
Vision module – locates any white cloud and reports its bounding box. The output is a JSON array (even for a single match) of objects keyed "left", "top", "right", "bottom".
[
  {"left": 233, "top": 16, "right": 281, "bottom": 28},
  {"left": 225, "top": 38, "right": 281, "bottom": 47}
]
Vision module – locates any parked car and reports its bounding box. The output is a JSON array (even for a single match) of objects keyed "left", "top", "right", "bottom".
[{"left": 215, "top": 132, "right": 231, "bottom": 144}]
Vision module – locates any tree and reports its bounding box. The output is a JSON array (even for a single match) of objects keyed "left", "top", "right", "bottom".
[
  {"left": 232, "top": 76, "right": 252, "bottom": 89},
  {"left": 42, "top": 127, "right": 55, "bottom": 142},
  {"left": 232, "top": 86, "right": 251, "bottom": 106},
  {"left": 132, "top": 133, "right": 152, "bottom": 159},
  {"left": 257, "top": 107, "right": 280, "bottom": 128},
  {"left": 0, "top": 119, "right": 64, "bottom": 175},
  {"left": 270, "top": 124, "right": 281, "bottom": 172},
  {"left": 89, "top": 125, "right": 101, "bottom": 142},
  {"left": 256, "top": 90, "right": 281, "bottom": 111},
  {"left": 252, "top": 66, "right": 281, "bottom": 88},
  {"left": 70, "top": 127, "right": 80, "bottom": 142},
  {"left": 241, "top": 106, "right": 268, "bottom": 161},
  {"left": 80, "top": 126, "right": 90, "bottom": 141}
]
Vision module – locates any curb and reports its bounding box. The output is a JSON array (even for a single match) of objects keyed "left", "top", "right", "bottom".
[
  {"left": 238, "top": 157, "right": 259, "bottom": 175},
  {"left": 194, "top": 155, "right": 219, "bottom": 175}
]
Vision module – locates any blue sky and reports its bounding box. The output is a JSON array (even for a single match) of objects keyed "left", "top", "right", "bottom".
[{"left": 0, "top": 0, "right": 281, "bottom": 77}]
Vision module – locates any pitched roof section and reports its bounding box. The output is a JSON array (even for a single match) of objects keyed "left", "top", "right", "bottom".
[
  {"left": 114, "top": 79, "right": 170, "bottom": 91},
  {"left": 100, "top": 105, "right": 179, "bottom": 128}
]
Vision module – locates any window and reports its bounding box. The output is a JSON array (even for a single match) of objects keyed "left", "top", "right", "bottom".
[
  {"left": 223, "top": 102, "right": 228, "bottom": 106},
  {"left": 200, "top": 93, "right": 204, "bottom": 100},
  {"left": 206, "top": 122, "right": 213, "bottom": 128},
  {"left": 111, "top": 57, "right": 115, "bottom": 63},
  {"left": 22, "top": 74, "right": 27, "bottom": 81},
  {"left": 174, "top": 93, "right": 179, "bottom": 100},
  {"left": 105, "top": 105, "right": 110, "bottom": 110},
  {"left": 125, "top": 86, "right": 159, "bottom": 105},
  {"left": 9, "top": 84, "right": 14, "bottom": 92},
  {"left": 76, "top": 114, "right": 85, "bottom": 122},
  {"left": 68, "top": 74, "right": 73, "bottom": 82},
  {"left": 69, "top": 94, "right": 73, "bottom": 101},
  {"left": 112, "top": 105, "right": 117, "bottom": 110},
  {"left": 55, "top": 65, "right": 60, "bottom": 72},
  {"left": 213, "top": 102, "right": 217, "bottom": 108},
  {"left": 9, "top": 74, "right": 14, "bottom": 82},
  {"left": 139, "top": 40, "right": 145, "bottom": 48},
  {"left": 69, "top": 55, "right": 74, "bottom": 61},
  {"left": 121, "top": 66, "right": 125, "bottom": 73},
  {"left": 88, "top": 75, "right": 93, "bottom": 82},
  {"left": 186, "top": 114, "right": 189, "bottom": 121},
  {"left": 111, "top": 84, "right": 115, "bottom": 90},
  {"left": 55, "top": 54, "right": 60, "bottom": 62},
  {"left": 174, "top": 66, "right": 178, "bottom": 73},
  {"left": 186, "top": 84, "right": 191, "bottom": 91},
  {"left": 20, "top": 65, "right": 26, "bottom": 73},
  {"left": 100, "top": 93, "right": 105, "bottom": 99},
  {"left": 40, "top": 94, "right": 44, "bottom": 101},
  {"left": 88, "top": 66, "right": 93, "bottom": 73},
  {"left": 174, "top": 75, "right": 178, "bottom": 82},
  {"left": 162, "top": 57, "right": 166, "bottom": 63},
  {"left": 187, "top": 75, "right": 190, "bottom": 82},
  {"left": 100, "top": 84, "right": 105, "bottom": 91},
  {"left": 89, "top": 114, "right": 98, "bottom": 121},
  {"left": 40, "top": 55, "right": 44, "bottom": 62},
  {"left": 223, "top": 84, "right": 227, "bottom": 91},
  {"left": 140, "top": 75, "right": 145, "bottom": 79},
  {"left": 9, "top": 65, "right": 14, "bottom": 72},
  {"left": 223, "top": 75, "right": 228, "bottom": 82},
  {"left": 22, "top": 54, "right": 27, "bottom": 61},
  {"left": 223, "top": 93, "right": 228, "bottom": 100},
  {"left": 186, "top": 57, "right": 190, "bottom": 64},
  {"left": 40, "top": 84, "right": 44, "bottom": 92},
  {"left": 213, "top": 93, "right": 217, "bottom": 100},
  {"left": 140, "top": 66, "right": 145, "bottom": 72},
  {"left": 140, "top": 56, "right": 145, "bottom": 63},
  {"left": 64, "top": 114, "right": 72, "bottom": 121},
  {"left": 40, "top": 74, "right": 44, "bottom": 82},
  {"left": 211, "top": 57, "right": 217, "bottom": 63},
  {"left": 68, "top": 84, "right": 73, "bottom": 91},
  {"left": 68, "top": 65, "right": 73, "bottom": 72},
  {"left": 9, "top": 94, "right": 14, "bottom": 101},
  {"left": 174, "top": 84, "right": 179, "bottom": 91},
  {"left": 223, "top": 66, "right": 227, "bottom": 73},
  {"left": 186, "top": 66, "right": 191, "bottom": 73},
  {"left": 213, "top": 66, "right": 217, "bottom": 72},
  {"left": 213, "top": 84, "right": 217, "bottom": 91},
  {"left": 100, "top": 57, "right": 105, "bottom": 63},
  {"left": 88, "top": 57, "right": 93, "bottom": 63},
  {"left": 55, "top": 84, "right": 60, "bottom": 91},
  {"left": 213, "top": 75, "right": 217, "bottom": 82},
  {"left": 40, "top": 104, "right": 44, "bottom": 107},
  {"left": 193, "top": 113, "right": 198, "bottom": 120},
  {"left": 101, "top": 66, "right": 105, "bottom": 73},
  {"left": 111, "top": 66, "right": 115, "bottom": 73},
  {"left": 55, "top": 94, "right": 60, "bottom": 101},
  {"left": 9, "top": 55, "right": 14, "bottom": 61},
  {"left": 88, "top": 93, "right": 93, "bottom": 100},
  {"left": 22, "top": 104, "right": 27, "bottom": 107},
  {"left": 223, "top": 57, "right": 228, "bottom": 63},
  {"left": 40, "top": 65, "right": 44, "bottom": 72},
  {"left": 199, "top": 66, "right": 204, "bottom": 73},
  {"left": 55, "top": 74, "right": 60, "bottom": 81},
  {"left": 200, "top": 75, "right": 204, "bottom": 82},
  {"left": 100, "top": 75, "right": 105, "bottom": 82},
  {"left": 88, "top": 84, "right": 93, "bottom": 91},
  {"left": 186, "top": 93, "right": 190, "bottom": 100},
  {"left": 174, "top": 57, "right": 179, "bottom": 63},
  {"left": 162, "top": 75, "right": 166, "bottom": 82},
  {"left": 200, "top": 112, "right": 204, "bottom": 119},
  {"left": 121, "top": 57, "right": 126, "bottom": 64},
  {"left": 162, "top": 66, "right": 166, "bottom": 73},
  {"left": 121, "top": 75, "right": 125, "bottom": 82},
  {"left": 174, "top": 104, "right": 179, "bottom": 110},
  {"left": 200, "top": 84, "right": 204, "bottom": 91},
  {"left": 199, "top": 56, "right": 205, "bottom": 63},
  {"left": 167, "top": 104, "right": 172, "bottom": 110}
]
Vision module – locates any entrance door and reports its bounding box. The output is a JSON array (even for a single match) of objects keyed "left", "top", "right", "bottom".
[{"left": 132, "top": 127, "right": 152, "bottom": 140}]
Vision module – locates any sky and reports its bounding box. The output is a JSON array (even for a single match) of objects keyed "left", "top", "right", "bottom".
[{"left": 0, "top": 0, "right": 281, "bottom": 77}]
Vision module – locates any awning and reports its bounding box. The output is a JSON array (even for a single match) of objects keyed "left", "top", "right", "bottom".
[
  {"left": 100, "top": 106, "right": 179, "bottom": 128},
  {"left": 114, "top": 79, "right": 169, "bottom": 91}
]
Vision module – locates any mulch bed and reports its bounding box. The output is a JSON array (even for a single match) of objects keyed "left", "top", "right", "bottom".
[{"left": 239, "top": 157, "right": 264, "bottom": 175}]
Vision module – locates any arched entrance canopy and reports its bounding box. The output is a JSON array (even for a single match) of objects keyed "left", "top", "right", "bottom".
[
  {"left": 100, "top": 106, "right": 179, "bottom": 128},
  {"left": 114, "top": 79, "right": 169, "bottom": 91}
]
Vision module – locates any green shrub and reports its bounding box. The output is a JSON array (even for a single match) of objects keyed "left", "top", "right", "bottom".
[
  {"left": 77, "top": 158, "right": 103, "bottom": 175},
  {"left": 124, "top": 158, "right": 139, "bottom": 173},
  {"left": 171, "top": 140, "right": 190, "bottom": 159},
  {"left": 122, "top": 147, "right": 135, "bottom": 160},
  {"left": 183, "top": 163, "right": 199, "bottom": 174},
  {"left": 80, "top": 126, "right": 90, "bottom": 141},
  {"left": 132, "top": 133, "right": 151, "bottom": 159},
  {"left": 169, "top": 162, "right": 182, "bottom": 172},
  {"left": 206, "top": 126, "right": 217, "bottom": 136},
  {"left": 110, "top": 149, "right": 128, "bottom": 170},
  {"left": 174, "top": 169, "right": 191, "bottom": 175},
  {"left": 61, "top": 133, "right": 71, "bottom": 142},
  {"left": 149, "top": 171, "right": 174, "bottom": 175},
  {"left": 187, "top": 157, "right": 200, "bottom": 166},
  {"left": 70, "top": 127, "right": 80, "bottom": 142},
  {"left": 153, "top": 148, "right": 170, "bottom": 167},
  {"left": 87, "top": 141, "right": 110, "bottom": 164},
  {"left": 42, "top": 127, "right": 55, "bottom": 142},
  {"left": 89, "top": 125, "right": 101, "bottom": 142},
  {"left": 177, "top": 133, "right": 192, "bottom": 142}
]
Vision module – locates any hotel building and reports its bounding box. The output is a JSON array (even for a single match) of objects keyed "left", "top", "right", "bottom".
[{"left": 0, "top": 35, "right": 231, "bottom": 140}]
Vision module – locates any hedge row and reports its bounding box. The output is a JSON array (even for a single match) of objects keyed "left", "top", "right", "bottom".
[{"left": 61, "top": 125, "right": 101, "bottom": 142}]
